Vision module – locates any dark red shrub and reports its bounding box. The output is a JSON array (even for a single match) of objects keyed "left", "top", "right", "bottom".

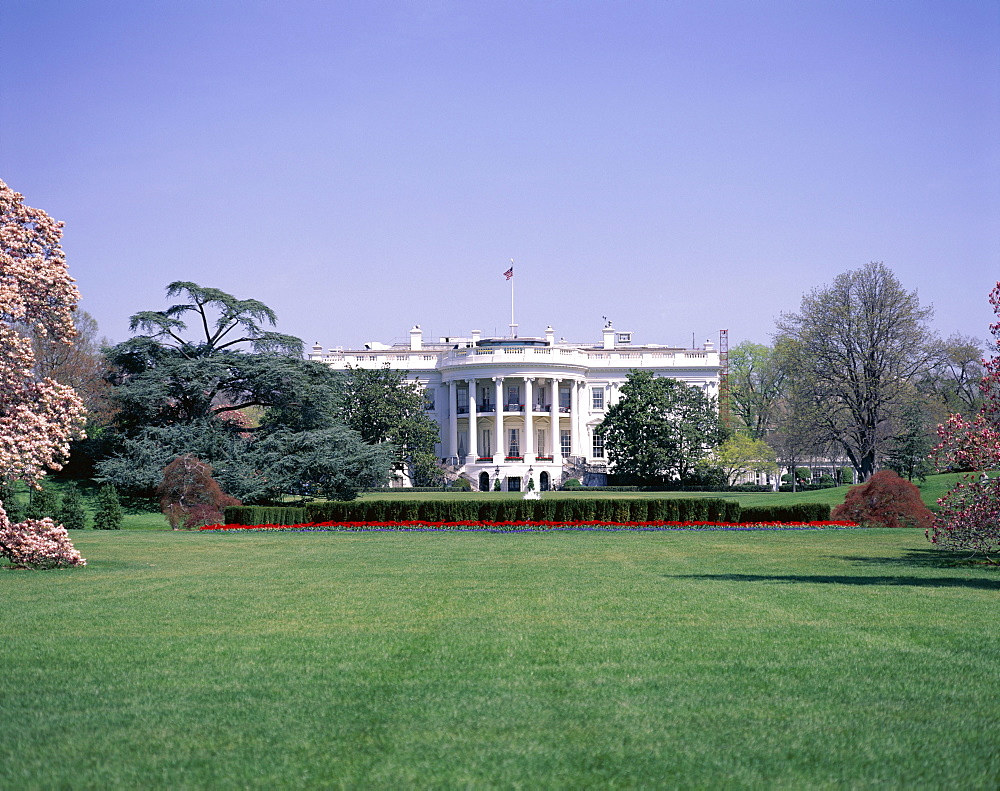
[
  {"left": 157, "top": 455, "right": 241, "bottom": 530},
  {"left": 832, "top": 470, "right": 933, "bottom": 529}
]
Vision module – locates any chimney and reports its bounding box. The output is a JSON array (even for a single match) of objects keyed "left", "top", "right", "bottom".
[
  {"left": 545, "top": 325, "right": 555, "bottom": 346},
  {"left": 471, "top": 329, "right": 481, "bottom": 346},
  {"left": 409, "top": 325, "right": 423, "bottom": 351},
  {"left": 603, "top": 322, "right": 615, "bottom": 350}
]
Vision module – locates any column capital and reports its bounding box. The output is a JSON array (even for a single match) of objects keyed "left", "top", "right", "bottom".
[{"left": 492, "top": 375, "right": 504, "bottom": 383}]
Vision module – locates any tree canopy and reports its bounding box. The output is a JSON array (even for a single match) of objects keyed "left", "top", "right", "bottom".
[
  {"left": 97, "top": 282, "right": 390, "bottom": 501},
  {"left": 597, "top": 370, "right": 724, "bottom": 483},
  {"left": 340, "top": 366, "right": 441, "bottom": 487},
  {"left": 0, "top": 178, "right": 86, "bottom": 567},
  {"left": 775, "top": 262, "right": 935, "bottom": 482},
  {"left": 727, "top": 341, "right": 785, "bottom": 440}
]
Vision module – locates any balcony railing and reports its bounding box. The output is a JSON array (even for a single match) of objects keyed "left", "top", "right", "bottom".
[{"left": 505, "top": 404, "right": 524, "bottom": 412}]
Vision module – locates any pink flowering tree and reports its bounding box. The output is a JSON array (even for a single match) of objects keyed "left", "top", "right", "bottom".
[
  {"left": 0, "top": 180, "right": 87, "bottom": 569},
  {"left": 927, "top": 282, "right": 1000, "bottom": 561}
]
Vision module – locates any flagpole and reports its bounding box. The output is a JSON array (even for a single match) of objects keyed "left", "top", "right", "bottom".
[{"left": 510, "top": 259, "right": 515, "bottom": 338}]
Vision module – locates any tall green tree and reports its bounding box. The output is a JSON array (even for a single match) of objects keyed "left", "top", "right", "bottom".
[
  {"left": 775, "top": 262, "right": 935, "bottom": 482},
  {"left": 883, "top": 396, "right": 935, "bottom": 482},
  {"left": 711, "top": 434, "right": 778, "bottom": 487},
  {"left": 597, "top": 371, "right": 724, "bottom": 483},
  {"left": 57, "top": 483, "right": 88, "bottom": 530},
  {"left": 728, "top": 341, "right": 785, "bottom": 439},
  {"left": 93, "top": 484, "right": 124, "bottom": 530},
  {"left": 340, "top": 366, "right": 441, "bottom": 486}
]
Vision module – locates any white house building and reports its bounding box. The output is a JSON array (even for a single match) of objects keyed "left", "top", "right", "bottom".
[{"left": 308, "top": 323, "right": 721, "bottom": 491}]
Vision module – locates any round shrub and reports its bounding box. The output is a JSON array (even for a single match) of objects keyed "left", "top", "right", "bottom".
[{"left": 832, "top": 470, "right": 933, "bottom": 529}]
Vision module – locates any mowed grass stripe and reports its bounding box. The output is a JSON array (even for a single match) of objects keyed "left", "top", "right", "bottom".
[{"left": 1, "top": 529, "right": 998, "bottom": 788}]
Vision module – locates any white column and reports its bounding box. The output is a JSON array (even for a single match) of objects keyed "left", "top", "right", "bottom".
[
  {"left": 570, "top": 380, "right": 581, "bottom": 457},
  {"left": 466, "top": 377, "right": 478, "bottom": 463},
  {"left": 550, "top": 377, "right": 562, "bottom": 466},
  {"left": 448, "top": 380, "right": 458, "bottom": 461},
  {"left": 494, "top": 377, "right": 504, "bottom": 463},
  {"left": 524, "top": 377, "right": 534, "bottom": 461}
]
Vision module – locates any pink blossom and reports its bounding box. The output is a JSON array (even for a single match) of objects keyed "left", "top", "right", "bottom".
[{"left": 0, "top": 180, "right": 86, "bottom": 568}]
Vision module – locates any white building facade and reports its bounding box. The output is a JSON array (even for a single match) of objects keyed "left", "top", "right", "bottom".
[{"left": 309, "top": 323, "right": 721, "bottom": 491}]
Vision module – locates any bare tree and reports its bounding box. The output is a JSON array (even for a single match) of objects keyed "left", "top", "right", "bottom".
[
  {"left": 30, "top": 310, "right": 114, "bottom": 426},
  {"left": 920, "top": 333, "right": 986, "bottom": 414},
  {"left": 775, "top": 262, "right": 935, "bottom": 482}
]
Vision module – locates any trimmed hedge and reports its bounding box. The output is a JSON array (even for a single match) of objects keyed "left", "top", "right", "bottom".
[
  {"left": 222, "top": 500, "right": 831, "bottom": 526},
  {"left": 225, "top": 498, "right": 758, "bottom": 525},
  {"left": 224, "top": 506, "right": 309, "bottom": 526}
]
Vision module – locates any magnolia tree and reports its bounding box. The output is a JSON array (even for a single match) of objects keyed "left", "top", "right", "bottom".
[
  {"left": 928, "top": 282, "right": 1000, "bottom": 561},
  {"left": 0, "top": 180, "right": 87, "bottom": 569}
]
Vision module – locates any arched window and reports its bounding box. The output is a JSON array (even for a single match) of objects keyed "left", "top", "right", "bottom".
[
  {"left": 479, "top": 471, "right": 490, "bottom": 492},
  {"left": 539, "top": 471, "right": 550, "bottom": 491}
]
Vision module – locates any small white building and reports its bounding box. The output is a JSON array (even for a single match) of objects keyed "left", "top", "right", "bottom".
[{"left": 309, "top": 322, "right": 721, "bottom": 490}]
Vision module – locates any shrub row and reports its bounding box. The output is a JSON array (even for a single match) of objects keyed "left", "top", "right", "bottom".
[
  {"left": 361, "top": 486, "right": 458, "bottom": 493},
  {"left": 223, "top": 500, "right": 832, "bottom": 526},
  {"left": 224, "top": 506, "right": 308, "bottom": 526},
  {"left": 563, "top": 485, "right": 641, "bottom": 492},
  {"left": 224, "top": 498, "right": 759, "bottom": 525}
]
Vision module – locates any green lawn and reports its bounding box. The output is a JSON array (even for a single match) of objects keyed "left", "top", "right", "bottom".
[{"left": 2, "top": 528, "right": 998, "bottom": 788}]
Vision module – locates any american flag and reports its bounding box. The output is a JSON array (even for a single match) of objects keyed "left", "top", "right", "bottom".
[{"left": 503, "top": 266, "right": 514, "bottom": 280}]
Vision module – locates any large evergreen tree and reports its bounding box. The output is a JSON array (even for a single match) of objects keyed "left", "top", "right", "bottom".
[
  {"left": 340, "top": 366, "right": 441, "bottom": 486},
  {"left": 98, "top": 282, "right": 389, "bottom": 501},
  {"left": 597, "top": 371, "right": 724, "bottom": 483}
]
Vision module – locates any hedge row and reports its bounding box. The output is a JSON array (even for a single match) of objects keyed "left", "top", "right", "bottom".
[
  {"left": 225, "top": 506, "right": 308, "bottom": 526},
  {"left": 221, "top": 498, "right": 826, "bottom": 525},
  {"left": 223, "top": 500, "right": 832, "bottom": 527}
]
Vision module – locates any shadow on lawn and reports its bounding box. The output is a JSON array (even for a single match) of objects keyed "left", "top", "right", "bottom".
[
  {"left": 670, "top": 573, "right": 1000, "bottom": 591},
  {"left": 833, "top": 549, "right": 993, "bottom": 570}
]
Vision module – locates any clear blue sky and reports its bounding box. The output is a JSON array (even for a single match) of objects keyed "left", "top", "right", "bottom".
[{"left": 3, "top": 0, "right": 998, "bottom": 350}]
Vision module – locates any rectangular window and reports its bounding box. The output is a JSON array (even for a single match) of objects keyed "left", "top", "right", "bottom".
[
  {"left": 592, "top": 387, "right": 605, "bottom": 410},
  {"left": 508, "top": 428, "right": 520, "bottom": 457},
  {"left": 561, "top": 430, "right": 571, "bottom": 456},
  {"left": 592, "top": 432, "right": 605, "bottom": 459},
  {"left": 536, "top": 429, "right": 546, "bottom": 456},
  {"left": 457, "top": 431, "right": 467, "bottom": 458},
  {"left": 507, "top": 385, "right": 520, "bottom": 409},
  {"left": 458, "top": 387, "right": 468, "bottom": 409},
  {"left": 480, "top": 428, "right": 491, "bottom": 457},
  {"left": 560, "top": 389, "right": 571, "bottom": 410},
  {"left": 423, "top": 388, "right": 435, "bottom": 411}
]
